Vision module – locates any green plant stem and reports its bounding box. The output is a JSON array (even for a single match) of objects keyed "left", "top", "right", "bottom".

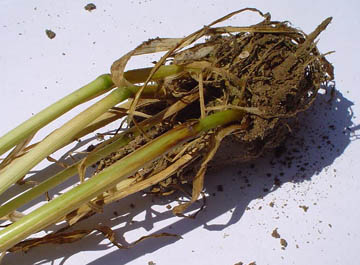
[
  {"left": 0, "top": 74, "right": 114, "bottom": 157},
  {"left": 0, "top": 133, "right": 132, "bottom": 219},
  {"left": 0, "top": 109, "right": 243, "bottom": 252},
  {"left": 0, "top": 113, "right": 153, "bottom": 219},
  {"left": 0, "top": 87, "right": 133, "bottom": 196},
  {"left": 0, "top": 64, "right": 184, "bottom": 158},
  {"left": 55, "top": 85, "right": 160, "bottom": 151},
  {"left": 0, "top": 92, "right": 199, "bottom": 218},
  {"left": 124, "top": 65, "right": 184, "bottom": 84},
  {"left": 0, "top": 66, "right": 184, "bottom": 196}
]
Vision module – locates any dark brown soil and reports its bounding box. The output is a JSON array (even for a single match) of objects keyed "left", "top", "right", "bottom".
[
  {"left": 272, "top": 228, "right": 281, "bottom": 238},
  {"left": 84, "top": 3, "right": 96, "bottom": 12},
  {"left": 45, "top": 29, "right": 56, "bottom": 39}
]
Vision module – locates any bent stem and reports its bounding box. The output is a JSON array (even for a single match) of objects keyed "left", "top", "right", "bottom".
[{"left": 0, "top": 109, "right": 243, "bottom": 252}]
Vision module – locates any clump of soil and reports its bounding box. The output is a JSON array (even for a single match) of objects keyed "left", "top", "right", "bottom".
[
  {"left": 299, "top": 205, "right": 309, "bottom": 212},
  {"left": 45, "top": 29, "right": 56, "bottom": 39},
  {"left": 272, "top": 228, "right": 281, "bottom": 238},
  {"left": 84, "top": 3, "right": 96, "bottom": 12},
  {"left": 280, "top": 238, "right": 288, "bottom": 249}
]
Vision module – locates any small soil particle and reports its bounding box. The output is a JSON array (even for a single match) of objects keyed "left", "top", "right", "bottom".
[
  {"left": 45, "top": 29, "right": 56, "bottom": 39},
  {"left": 271, "top": 228, "right": 280, "bottom": 238},
  {"left": 85, "top": 3, "right": 96, "bottom": 12},
  {"left": 217, "top": 185, "right": 224, "bottom": 192},
  {"left": 280, "top": 238, "right": 288, "bottom": 249},
  {"left": 299, "top": 205, "right": 309, "bottom": 212}
]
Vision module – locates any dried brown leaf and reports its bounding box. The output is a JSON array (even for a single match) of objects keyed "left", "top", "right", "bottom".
[
  {"left": 173, "top": 124, "right": 243, "bottom": 215},
  {"left": 8, "top": 225, "right": 179, "bottom": 253}
]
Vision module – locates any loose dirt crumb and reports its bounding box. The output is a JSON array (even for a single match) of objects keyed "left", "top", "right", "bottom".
[
  {"left": 45, "top": 29, "right": 56, "bottom": 39},
  {"left": 271, "top": 228, "right": 280, "bottom": 238},
  {"left": 299, "top": 205, "right": 309, "bottom": 212},
  {"left": 280, "top": 238, "right": 288, "bottom": 249},
  {"left": 85, "top": 3, "right": 97, "bottom": 12},
  {"left": 248, "top": 262, "right": 256, "bottom": 265},
  {"left": 234, "top": 262, "right": 243, "bottom": 265},
  {"left": 148, "top": 262, "right": 156, "bottom": 265},
  {"left": 269, "top": 201, "right": 275, "bottom": 207}
]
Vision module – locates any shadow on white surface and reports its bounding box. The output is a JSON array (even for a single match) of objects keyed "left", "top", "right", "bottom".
[{"left": 2, "top": 88, "right": 357, "bottom": 265}]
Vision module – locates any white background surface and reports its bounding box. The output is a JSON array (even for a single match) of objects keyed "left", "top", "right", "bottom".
[{"left": 0, "top": 1, "right": 359, "bottom": 265}]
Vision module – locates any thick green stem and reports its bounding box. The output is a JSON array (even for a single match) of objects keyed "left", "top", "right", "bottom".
[
  {"left": 0, "top": 92, "right": 199, "bottom": 218},
  {"left": 0, "top": 133, "right": 132, "bottom": 219},
  {"left": 0, "top": 65, "right": 184, "bottom": 196},
  {"left": 124, "top": 65, "right": 184, "bottom": 84},
  {"left": 0, "top": 74, "right": 114, "bottom": 157},
  {"left": 0, "top": 117, "right": 150, "bottom": 218},
  {"left": 0, "top": 109, "right": 243, "bottom": 252},
  {"left": 0, "top": 87, "right": 132, "bottom": 196},
  {"left": 0, "top": 64, "right": 184, "bottom": 158}
]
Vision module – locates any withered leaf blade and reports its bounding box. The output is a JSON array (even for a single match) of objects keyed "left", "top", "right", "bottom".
[{"left": 8, "top": 226, "right": 180, "bottom": 253}]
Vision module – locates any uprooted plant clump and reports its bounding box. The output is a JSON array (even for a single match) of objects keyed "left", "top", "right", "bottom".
[
  {"left": 2, "top": 8, "right": 334, "bottom": 254},
  {"left": 82, "top": 11, "right": 334, "bottom": 216}
]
